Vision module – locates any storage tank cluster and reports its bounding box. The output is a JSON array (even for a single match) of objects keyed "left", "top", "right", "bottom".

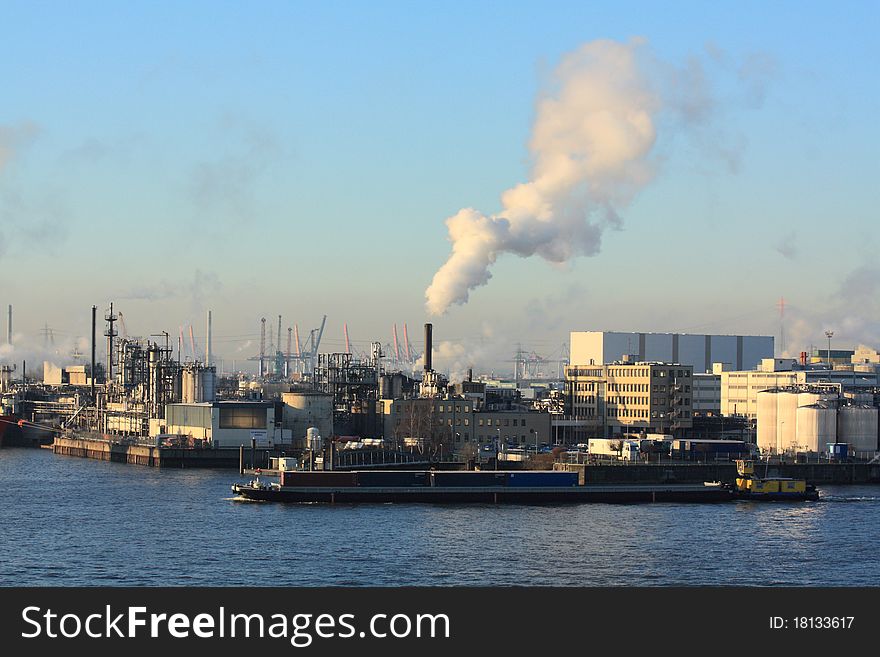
[
  {"left": 757, "top": 389, "right": 879, "bottom": 455},
  {"left": 182, "top": 365, "right": 216, "bottom": 403}
]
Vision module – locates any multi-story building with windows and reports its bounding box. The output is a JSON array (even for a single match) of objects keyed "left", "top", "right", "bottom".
[
  {"left": 564, "top": 361, "right": 694, "bottom": 441},
  {"left": 382, "top": 397, "right": 551, "bottom": 450}
]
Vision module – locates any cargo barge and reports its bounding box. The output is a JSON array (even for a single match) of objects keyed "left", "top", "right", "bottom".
[{"left": 231, "top": 470, "right": 735, "bottom": 504}]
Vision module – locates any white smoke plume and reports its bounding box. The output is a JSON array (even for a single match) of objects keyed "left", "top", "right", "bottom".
[
  {"left": 0, "top": 332, "right": 93, "bottom": 381},
  {"left": 781, "top": 265, "right": 880, "bottom": 358},
  {"left": 413, "top": 322, "right": 516, "bottom": 382},
  {"left": 0, "top": 122, "right": 39, "bottom": 172},
  {"left": 425, "top": 38, "right": 728, "bottom": 315}
]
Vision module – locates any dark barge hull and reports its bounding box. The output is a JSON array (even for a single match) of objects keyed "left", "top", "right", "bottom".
[
  {"left": 732, "top": 490, "right": 820, "bottom": 502},
  {"left": 231, "top": 483, "right": 734, "bottom": 504}
]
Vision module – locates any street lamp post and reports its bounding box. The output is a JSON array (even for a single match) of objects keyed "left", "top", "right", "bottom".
[
  {"left": 824, "top": 330, "right": 834, "bottom": 369},
  {"left": 531, "top": 428, "right": 538, "bottom": 456},
  {"left": 496, "top": 428, "right": 501, "bottom": 471}
]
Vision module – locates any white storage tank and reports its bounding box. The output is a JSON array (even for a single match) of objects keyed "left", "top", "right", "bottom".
[
  {"left": 756, "top": 390, "right": 778, "bottom": 454},
  {"left": 181, "top": 367, "right": 201, "bottom": 403},
  {"left": 797, "top": 392, "right": 822, "bottom": 409},
  {"left": 838, "top": 405, "right": 879, "bottom": 454},
  {"left": 844, "top": 391, "right": 874, "bottom": 404},
  {"left": 306, "top": 426, "right": 322, "bottom": 451},
  {"left": 796, "top": 403, "right": 837, "bottom": 453},
  {"left": 776, "top": 392, "right": 799, "bottom": 453}
]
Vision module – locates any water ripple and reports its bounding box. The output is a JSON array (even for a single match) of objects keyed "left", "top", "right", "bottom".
[{"left": 2, "top": 448, "right": 880, "bottom": 586}]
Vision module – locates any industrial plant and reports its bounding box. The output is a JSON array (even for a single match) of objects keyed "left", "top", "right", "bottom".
[{"left": 3, "top": 301, "right": 880, "bottom": 483}]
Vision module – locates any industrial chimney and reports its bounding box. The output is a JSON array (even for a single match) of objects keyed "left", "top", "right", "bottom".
[
  {"left": 424, "top": 323, "right": 433, "bottom": 372},
  {"left": 6, "top": 304, "right": 11, "bottom": 345}
]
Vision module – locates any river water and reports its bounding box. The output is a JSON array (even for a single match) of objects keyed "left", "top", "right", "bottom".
[{"left": 2, "top": 448, "right": 878, "bottom": 586}]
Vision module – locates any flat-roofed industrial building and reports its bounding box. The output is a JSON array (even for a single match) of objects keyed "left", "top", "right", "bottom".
[{"left": 570, "top": 331, "right": 774, "bottom": 373}]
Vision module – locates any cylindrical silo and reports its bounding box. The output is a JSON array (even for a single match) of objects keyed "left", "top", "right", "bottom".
[
  {"left": 838, "top": 405, "right": 879, "bottom": 454},
  {"left": 796, "top": 403, "right": 837, "bottom": 453},
  {"left": 306, "top": 426, "right": 322, "bottom": 451},
  {"left": 379, "top": 375, "right": 392, "bottom": 399},
  {"left": 182, "top": 367, "right": 195, "bottom": 403},
  {"left": 201, "top": 368, "right": 216, "bottom": 402},
  {"left": 797, "top": 392, "right": 821, "bottom": 409},
  {"left": 776, "top": 391, "right": 799, "bottom": 453},
  {"left": 757, "top": 390, "right": 778, "bottom": 454}
]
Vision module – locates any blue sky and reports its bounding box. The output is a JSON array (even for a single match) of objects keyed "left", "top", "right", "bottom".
[{"left": 1, "top": 1, "right": 878, "bottom": 372}]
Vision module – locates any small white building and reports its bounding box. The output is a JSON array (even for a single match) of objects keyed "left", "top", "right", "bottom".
[{"left": 161, "top": 401, "right": 291, "bottom": 448}]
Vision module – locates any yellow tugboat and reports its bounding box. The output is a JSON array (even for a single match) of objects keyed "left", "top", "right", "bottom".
[{"left": 729, "top": 460, "right": 819, "bottom": 501}]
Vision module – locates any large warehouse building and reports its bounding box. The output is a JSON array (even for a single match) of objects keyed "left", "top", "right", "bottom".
[{"left": 570, "top": 331, "right": 774, "bottom": 373}]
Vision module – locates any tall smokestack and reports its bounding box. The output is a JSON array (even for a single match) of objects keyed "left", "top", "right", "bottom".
[
  {"left": 91, "top": 305, "right": 96, "bottom": 398},
  {"left": 206, "top": 310, "right": 213, "bottom": 366},
  {"left": 424, "top": 323, "right": 433, "bottom": 372},
  {"left": 6, "top": 304, "right": 11, "bottom": 345},
  {"left": 105, "top": 302, "right": 117, "bottom": 383}
]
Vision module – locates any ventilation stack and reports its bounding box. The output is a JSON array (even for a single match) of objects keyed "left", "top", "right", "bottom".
[{"left": 424, "top": 323, "right": 433, "bottom": 372}]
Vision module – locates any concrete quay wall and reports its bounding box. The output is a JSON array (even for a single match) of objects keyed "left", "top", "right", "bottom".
[{"left": 53, "top": 436, "right": 274, "bottom": 469}]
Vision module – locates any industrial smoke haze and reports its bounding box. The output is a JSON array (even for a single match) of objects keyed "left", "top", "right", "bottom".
[{"left": 425, "top": 37, "right": 676, "bottom": 315}]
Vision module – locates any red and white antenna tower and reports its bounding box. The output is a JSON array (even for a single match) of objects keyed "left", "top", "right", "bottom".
[
  {"left": 188, "top": 325, "right": 197, "bottom": 362},
  {"left": 403, "top": 323, "right": 412, "bottom": 363},
  {"left": 392, "top": 324, "right": 401, "bottom": 362}
]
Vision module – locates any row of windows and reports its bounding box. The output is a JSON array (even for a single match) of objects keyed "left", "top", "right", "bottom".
[
  {"left": 395, "top": 414, "right": 533, "bottom": 429},
  {"left": 478, "top": 418, "right": 528, "bottom": 427},
  {"left": 607, "top": 396, "right": 648, "bottom": 406},
  {"left": 445, "top": 433, "right": 534, "bottom": 443},
  {"left": 605, "top": 368, "right": 692, "bottom": 378},
  {"left": 438, "top": 404, "right": 471, "bottom": 413},
  {"left": 607, "top": 368, "right": 651, "bottom": 377},
  {"left": 439, "top": 418, "right": 470, "bottom": 426},
  {"left": 568, "top": 368, "right": 603, "bottom": 377},
  {"left": 654, "top": 369, "right": 691, "bottom": 379},
  {"left": 608, "top": 408, "right": 649, "bottom": 418},
  {"left": 608, "top": 383, "right": 648, "bottom": 392}
]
